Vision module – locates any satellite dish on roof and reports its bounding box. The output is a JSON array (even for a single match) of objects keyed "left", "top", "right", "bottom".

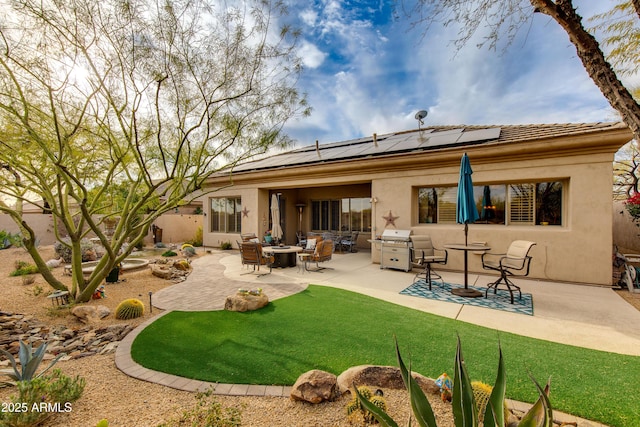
[{"left": 415, "top": 110, "right": 428, "bottom": 131}]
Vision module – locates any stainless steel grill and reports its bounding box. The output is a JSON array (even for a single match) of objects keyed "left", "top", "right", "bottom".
[{"left": 380, "top": 229, "right": 412, "bottom": 272}]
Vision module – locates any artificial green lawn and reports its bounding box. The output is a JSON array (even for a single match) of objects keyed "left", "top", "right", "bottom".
[{"left": 132, "top": 285, "right": 640, "bottom": 427}]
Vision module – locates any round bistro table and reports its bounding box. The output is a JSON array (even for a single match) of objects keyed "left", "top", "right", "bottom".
[{"left": 443, "top": 244, "right": 491, "bottom": 298}]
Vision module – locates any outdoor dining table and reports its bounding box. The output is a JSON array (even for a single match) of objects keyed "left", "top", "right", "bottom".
[
  {"left": 443, "top": 244, "right": 491, "bottom": 297},
  {"left": 262, "top": 245, "right": 303, "bottom": 268}
]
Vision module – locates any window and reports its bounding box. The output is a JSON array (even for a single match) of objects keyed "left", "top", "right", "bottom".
[
  {"left": 210, "top": 197, "right": 242, "bottom": 233},
  {"left": 417, "top": 187, "right": 457, "bottom": 224},
  {"left": 477, "top": 185, "right": 506, "bottom": 224},
  {"left": 312, "top": 198, "right": 371, "bottom": 232},
  {"left": 418, "top": 181, "right": 562, "bottom": 226},
  {"left": 535, "top": 182, "right": 562, "bottom": 225},
  {"left": 509, "top": 184, "right": 534, "bottom": 224}
]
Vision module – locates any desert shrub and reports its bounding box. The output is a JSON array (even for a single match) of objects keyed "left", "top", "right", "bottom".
[
  {"left": 220, "top": 241, "right": 233, "bottom": 250},
  {"left": 158, "top": 388, "right": 241, "bottom": 427},
  {"left": 10, "top": 262, "right": 39, "bottom": 276},
  {"left": 54, "top": 238, "right": 97, "bottom": 263},
  {"left": 162, "top": 250, "right": 177, "bottom": 257},
  {"left": 25, "top": 284, "right": 42, "bottom": 296},
  {"left": 184, "top": 226, "right": 203, "bottom": 247},
  {"left": 0, "top": 369, "right": 85, "bottom": 427},
  {"left": 0, "top": 230, "right": 21, "bottom": 249}
]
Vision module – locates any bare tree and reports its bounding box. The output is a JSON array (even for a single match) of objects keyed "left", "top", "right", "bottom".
[
  {"left": 0, "top": 0, "right": 309, "bottom": 302},
  {"left": 614, "top": 142, "right": 640, "bottom": 199},
  {"left": 402, "top": 0, "right": 640, "bottom": 143}
]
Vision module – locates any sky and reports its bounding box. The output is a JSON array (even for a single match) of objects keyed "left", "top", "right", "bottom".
[{"left": 280, "top": 1, "right": 627, "bottom": 147}]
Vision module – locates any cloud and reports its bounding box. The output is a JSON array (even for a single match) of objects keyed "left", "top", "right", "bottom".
[
  {"left": 283, "top": 1, "right": 619, "bottom": 147},
  {"left": 298, "top": 40, "right": 327, "bottom": 69}
]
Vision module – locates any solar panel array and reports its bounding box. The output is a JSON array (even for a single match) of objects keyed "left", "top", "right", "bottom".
[{"left": 233, "top": 127, "right": 501, "bottom": 172}]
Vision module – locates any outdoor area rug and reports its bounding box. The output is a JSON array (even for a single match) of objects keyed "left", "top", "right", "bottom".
[{"left": 400, "top": 280, "right": 534, "bottom": 316}]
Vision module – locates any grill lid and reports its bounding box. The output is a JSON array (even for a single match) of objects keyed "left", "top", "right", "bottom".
[{"left": 380, "top": 229, "right": 412, "bottom": 241}]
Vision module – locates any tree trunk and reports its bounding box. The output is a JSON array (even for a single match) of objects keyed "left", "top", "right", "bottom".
[
  {"left": 632, "top": 0, "right": 640, "bottom": 19},
  {"left": 531, "top": 0, "right": 640, "bottom": 142},
  {"left": 20, "top": 223, "right": 68, "bottom": 292}
]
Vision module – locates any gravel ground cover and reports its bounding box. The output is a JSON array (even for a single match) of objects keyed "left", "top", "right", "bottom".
[{"left": 0, "top": 246, "right": 452, "bottom": 426}]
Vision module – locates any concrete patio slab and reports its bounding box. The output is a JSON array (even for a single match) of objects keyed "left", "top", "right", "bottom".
[{"left": 114, "top": 248, "right": 640, "bottom": 426}]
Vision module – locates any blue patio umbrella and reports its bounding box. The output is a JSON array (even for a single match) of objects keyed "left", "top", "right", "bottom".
[{"left": 457, "top": 153, "right": 479, "bottom": 245}]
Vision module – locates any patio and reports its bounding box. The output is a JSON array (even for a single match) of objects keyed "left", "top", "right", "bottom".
[{"left": 217, "top": 248, "right": 640, "bottom": 357}]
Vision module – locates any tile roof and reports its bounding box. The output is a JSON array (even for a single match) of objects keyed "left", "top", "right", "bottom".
[{"left": 231, "top": 122, "right": 629, "bottom": 173}]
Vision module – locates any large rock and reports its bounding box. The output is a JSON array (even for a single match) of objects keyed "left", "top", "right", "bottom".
[
  {"left": 71, "top": 305, "right": 99, "bottom": 324},
  {"left": 290, "top": 370, "right": 339, "bottom": 403},
  {"left": 336, "top": 365, "right": 439, "bottom": 395},
  {"left": 224, "top": 293, "right": 269, "bottom": 312},
  {"left": 95, "top": 305, "right": 111, "bottom": 319},
  {"left": 149, "top": 264, "right": 173, "bottom": 279}
]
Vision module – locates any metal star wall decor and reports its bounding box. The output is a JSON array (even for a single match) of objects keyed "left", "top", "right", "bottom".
[
  {"left": 242, "top": 207, "right": 250, "bottom": 218},
  {"left": 383, "top": 210, "right": 399, "bottom": 227}
]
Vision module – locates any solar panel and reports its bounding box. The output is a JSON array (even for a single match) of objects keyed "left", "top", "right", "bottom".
[
  {"left": 457, "top": 128, "right": 501, "bottom": 143},
  {"left": 232, "top": 127, "right": 503, "bottom": 172}
]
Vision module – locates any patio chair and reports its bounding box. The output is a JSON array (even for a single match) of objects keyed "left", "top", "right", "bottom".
[
  {"left": 338, "top": 231, "right": 359, "bottom": 253},
  {"left": 239, "top": 241, "right": 274, "bottom": 276},
  {"left": 304, "top": 239, "right": 334, "bottom": 272},
  {"left": 240, "top": 233, "right": 258, "bottom": 242},
  {"left": 481, "top": 240, "right": 536, "bottom": 303},
  {"left": 410, "top": 235, "right": 448, "bottom": 289},
  {"left": 302, "top": 233, "right": 324, "bottom": 254},
  {"left": 296, "top": 232, "right": 307, "bottom": 248},
  {"left": 322, "top": 232, "right": 337, "bottom": 252}
]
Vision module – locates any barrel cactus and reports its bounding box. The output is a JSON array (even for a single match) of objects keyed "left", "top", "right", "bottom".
[
  {"left": 471, "top": 380, "right": 510, "bottom": 424},
  {"left": 472, "top": 381, "right": 493, "bottom": 423},
  {"left": 347, "top": 386, "right": 387, "bottom": 424},
  {"left": 115, "top": 298, "right": 145, "bottom": 320}
]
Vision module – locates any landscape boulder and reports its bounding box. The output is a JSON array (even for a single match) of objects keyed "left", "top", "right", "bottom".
[
  {"left": 71, "top": 305, "right": 99, "bottom": 324},
  {"left": 336, "top": 365, "right": 439, "bottom": 395},
  {"left": 224, "top": 293, "right": 268, "bottom": 312},
  {"left": 95, "top": 305, "right": 111, "bottom": 319},
  {"left": 290, "top": 370, "right": 339, "bottom": 403},
  {"left": 149, "top": 264, "right": 173, "bottom": 279}
]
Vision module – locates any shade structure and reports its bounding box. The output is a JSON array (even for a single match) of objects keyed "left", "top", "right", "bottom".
[
  {"left": 270, "top": 194, "right": 283, "bottom": 241},
  {"left": 456, "top": 153, "right": 479, "bottom": 244}
]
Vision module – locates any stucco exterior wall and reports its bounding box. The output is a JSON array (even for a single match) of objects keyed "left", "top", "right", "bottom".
[
  {"left": 200, "top": 124, "right": 631, "bottom": 285},
  {"left": 0, "top": 213, "right": 58, "bottom": 245},
  {"left": 0, "top": 212, "right": 202, "bottom": 247},
  {"left": 146, "top": 214, "right": 202, "bottom": 245},
  {"left": 368, "top": 153, "right": 615, "bottom": 285},
  {"left": 613, "top": 200, "right": 640, "bottom": 252}
]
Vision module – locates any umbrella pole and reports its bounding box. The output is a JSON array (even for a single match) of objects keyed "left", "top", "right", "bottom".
[{"left": 464, "top": 223, "right": 468, "bottom": 246}]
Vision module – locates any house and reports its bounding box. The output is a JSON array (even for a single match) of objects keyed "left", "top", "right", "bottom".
[{"left": 200, "top": 122, "right": 632, "bottom": 285}]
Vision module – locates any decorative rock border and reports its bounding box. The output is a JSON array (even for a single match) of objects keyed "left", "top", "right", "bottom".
[{"left": 0, "top": 311, "right": 133, "bottom": 363}]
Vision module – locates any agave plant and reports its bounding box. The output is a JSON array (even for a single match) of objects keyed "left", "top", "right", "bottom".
[
  {"left": 355, "top": 336, "right": 553, "bottom": 427},
  {"left": 0, "top": 340, "right": 63, "bottom": 385}
]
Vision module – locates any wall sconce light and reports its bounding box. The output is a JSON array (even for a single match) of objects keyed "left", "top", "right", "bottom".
[{"left": 370, "top": 197, "right": 378, "bottom": 204}]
